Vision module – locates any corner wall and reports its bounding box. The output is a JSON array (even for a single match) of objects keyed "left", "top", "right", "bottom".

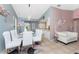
[{"left": 50, "top": 7, "right": 73, "bottom": 39}]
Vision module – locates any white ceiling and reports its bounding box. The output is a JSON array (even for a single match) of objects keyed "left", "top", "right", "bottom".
[
  {"left": 12, "top": 4, "right": 51, "bottom": 19},
  {"left": 52, "top": 4, "right": 79, "bottom": 10},
  {"left": 12, "top": 4, "right": 79, "bottom": 19}
]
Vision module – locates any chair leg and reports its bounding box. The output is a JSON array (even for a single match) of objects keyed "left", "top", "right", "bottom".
[
  {"left": 6, "top": 49, "right": 10, "bottom": 54},
  {"left": 18, "top": 46, "right": 20, "bottom": 54},
  {"left": 18, "top": 41, "right": 23, "bottom": 53},
  {"left": 6, "top": 49, "right": 8, "bottom": 54}
]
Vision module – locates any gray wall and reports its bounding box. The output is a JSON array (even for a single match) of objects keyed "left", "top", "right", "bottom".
[
  {"left": 0, "top": 4, "right": 17, "bottom": 52},
  {"left": 39, "top": 7, "right": 52, "bottom": 39},
  {"left": 40, "top": 7, "right": 52, "bottom": 20}
]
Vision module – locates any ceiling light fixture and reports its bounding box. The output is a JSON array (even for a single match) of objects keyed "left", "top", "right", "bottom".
[{"left": 57, "top": 4, "right": 61, "bottom": 7}]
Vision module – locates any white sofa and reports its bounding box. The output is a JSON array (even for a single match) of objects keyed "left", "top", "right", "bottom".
[{"left": 57, "top": 31, "right": 78, "bottom": 44}]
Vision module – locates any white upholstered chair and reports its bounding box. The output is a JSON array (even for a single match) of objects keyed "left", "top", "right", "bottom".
[
  {"left": 22, "top": 31, "right": 33, "bottom": 46},
  {"left": 10, "top": 30, "right": 20, "bottom": 40},
  {"left": 33, "top": 29, "right": 43, "bottom": 42},
  {"left": 3, "top": 31, "right": 21, "bottom": 53}
]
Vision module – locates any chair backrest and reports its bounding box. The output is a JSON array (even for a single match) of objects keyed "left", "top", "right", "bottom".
[
  {"left": 23, "top": 31, "right": 33, "bottom": 46},
  {"left": 36, "top": 29, "right": 43, "bottom": 39},
  {"left": 3, "top": 31, "right": 11, "bottom": 45},
  {"left": 10, "top": 30, "right": 18, "bottom": 40}
]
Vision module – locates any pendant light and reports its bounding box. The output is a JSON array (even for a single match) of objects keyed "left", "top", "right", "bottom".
[{"left": 28, "top": 4, "right": 31, "bottom": 8}]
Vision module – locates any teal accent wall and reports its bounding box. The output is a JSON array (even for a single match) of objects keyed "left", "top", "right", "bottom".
[
  {"left": 0, "top": 4, "right": 17, "bottom": 52},
  {"left": 4, "top": 4, "right": 18, "bottom": 18}
]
